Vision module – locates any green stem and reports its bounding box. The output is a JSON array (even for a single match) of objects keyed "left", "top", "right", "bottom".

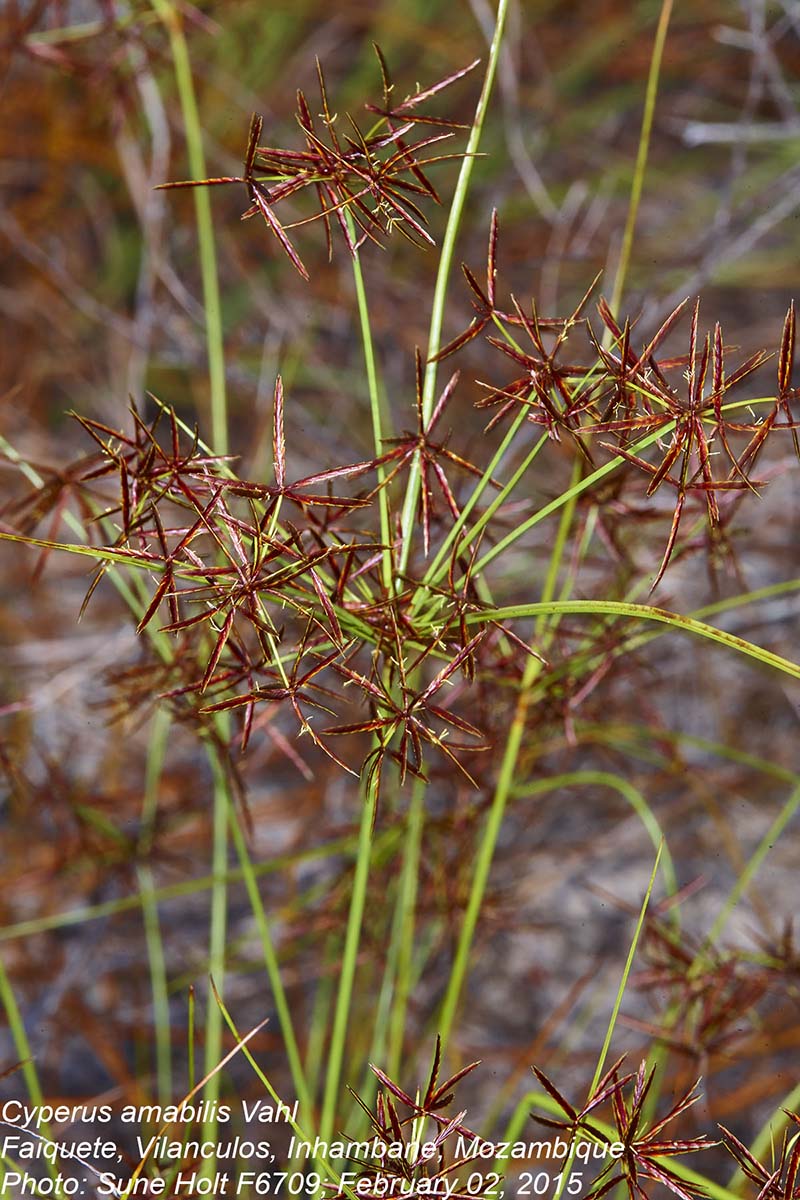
[
  {"left": 439, "top": 574, "right": 798, "bottom": 1043},
  {"left": 608, "top": 0, "right": 674, "bottom": 322},
  {"left": 346, "top": 210, "right": 393, "bottom": 592},
  {"left": 150, "top": 0, "right": 227, "bottom": 453},
  {"left": 438, "top": 430, "right": 550, "bottom": 596},
  {"left": 227, "top": 805, "right": 313, "bottom": 1118},
  {"left": 200, "top": 743, "right": 230, "bottom": 1179},
  {"left": 417, "top": 406, "right": 530, "bottom": 602},
  {"left": 0, "top": 959, "right": 57, "bottom": 1181},
  {"left": 319, "top": 767, "right": 380, "bottom": 1147},
  {"left": 704, "top": 780, "right": 800, "bottom": 953},
  {"left": 591, "top": 845, "right": 661, "bottom": 1094},
  {"left": 561, "top": 578, "right": 800, "bottom": 707},
  {"left": 386, "top": 776, "right": 426, "bottom": 1080},
  {"left": 306, "top": 934, "right": 338, "bottom": 1101},
  {"left": 438, "top": 482, "right": 577, "bottom": 1045},
  {"left": 354, "top": 773, "right": 428, "bottom": 1125},
  {"left": 137, "top": 707, "right": 173, "bottom": 1104},
  {"left": 579, "top": 719, "right": 799, "bottom": 786},
  {"left": 437, "top": 655, "right": 533, "bottom": 1049},
  {"left": 397, "top": 0, "right": 511, "bottom": 577},
  {"left": 214, "top": 995, "right": 360, "bottom": 1200},
  {"left": 551, "top": 847, "right": 661, "bottom": 1200}
]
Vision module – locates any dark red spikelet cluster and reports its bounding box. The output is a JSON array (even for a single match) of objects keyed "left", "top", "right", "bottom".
[{"left": 157, "top": 48, "right": 479, "bottom": 276}]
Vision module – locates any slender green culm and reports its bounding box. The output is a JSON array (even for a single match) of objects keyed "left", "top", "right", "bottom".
[
  {"left": 552, "top": 845, "right": 661, "bottom": 1200},
  {"left": 437, "top": 629, "right": 543, "bottom": 1047},
  {"left": 345, "top": 210, "right": 393, "bottom": 593},
  {"left": 227, "top": 804, "right": 313, "bottom": 1118},
  {"left": 149, "top": 0, "right": 228, "bottom": 454},
  {"left": 397, "top": 0, "right": 511, "bottom": 576},
  {"left": 213, "top": 987, "right": 361, "bottom": 1200},
  {"left": 137, "top": 706, "right": 173, "bottom": 1104},
  {"left": 386, "top": 776, "right": 426, "bottom": 1080},
  {"left": 608, "top": 0, "right": 675, "bottom": 322},
  {"left": 199, "top": 744, "right": 230, "bottom": 1181},
  {"left": 591, "top": 842, "right": 661, "bottom": 1093},
  {"left": 704, "top": 780, "right": 800, "bottom": 951},
  {"left": 0, "top": 959, "right": 57, "bottom": 1182},
  {"left": 318, "top": 767, "right": 380, "bottom": 1147}
]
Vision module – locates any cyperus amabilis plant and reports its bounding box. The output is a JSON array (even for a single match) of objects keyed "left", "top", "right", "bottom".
[{"left": 3, "top": 8, "right": 800, "bottom": 1194}]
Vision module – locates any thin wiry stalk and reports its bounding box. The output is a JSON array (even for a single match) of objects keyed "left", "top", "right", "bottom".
[
  {"left": 436, "top": 471, "right": 799, "bottom": 1040},
  {"left": 607, "top": 0, "right": 675, "bottom": 324},
  {"left": 397, "top": 0, "right": 511, "bottom": 576},
  {"left": 199, "top": 741, "right": 230, "bottom": 1181},
  {"left": 416, "top": 321, "right": 602, "bottom": 607},
  {"left": 212, "top": 988, "right": 360, "bottom": 1200},
  {"left": 591, "top": 845, "right": 662, "bottom": 1095},
  {"left": 386, "top": 775, "right": 426, "bottom": 1081},
  {"left": 703, "top": 779, "right": 800, "bottom": 960},
  {"left": 0, "top": 961, "right": 57, "bottom": 1183},
  {"left": 347, "top": 873, "right": 411, "bottom": 1125},
  {"left": 581, "top": 720, "right": 799, "bottom": 787},
  {"left": 305, "top": 933, "right": 338, "bottom": 1102},
  {"left": 469, "top": 420, "right": 681, "bottom": 578},
  {"left": 125, "top": 1004, "right": 270, "bottom": 1192},
  {"left": 526, "top": 455, "right": 591, "bottom": 718},
  {"left": 426, "top": 428, "right": 551, "bottom": 607},
  {"left": 415, "top": 403, "right": 529, "bottom": 604},
  {"left": 548, "top": 578, "right": 800, "bottom": 721},
  {"left": 187, "top": 987, "right": 196, "bottom": 1092},
  {"left": 350, "top": 772, "right": 428, "bottom": 1120},
  {"left": 149, "top": 0, "right": 228, "bottom": 454},
  {"left": 226, "top": 806, "right": 313, "bottom": 1120},
  {"left": 318, "top": 763, "right": 381, "bottom": 1147},
  {"left": 345, "top": 209, "right": 394, "bottom": 593},
  {"left": 535, "top": 456, "right": 582, "bottom": 640},
  {"left": 550, "top": 846, "right": 661, "bottom": 1200},
  {"left": 435, "top": 644, "right": 545, "bottom": 1046},
  {"left": 357, "top": 915, "right": 400, "bottom": 1108},
  {"left": 437, "top": 477, "right": 577, "bottom": 1044},
  {"left": 137, "top": 706, "right": 173, "bottom": 1104}
]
